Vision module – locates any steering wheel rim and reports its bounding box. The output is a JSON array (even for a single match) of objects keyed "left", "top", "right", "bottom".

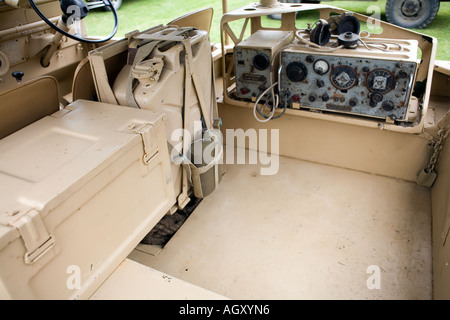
[{"left": 28, "top": 0, "right": 119, "bottom": 43}]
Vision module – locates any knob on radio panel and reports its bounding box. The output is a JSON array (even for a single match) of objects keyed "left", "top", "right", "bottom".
[{"left": 286, "top": 62, "right": 308, "bottom": 82}]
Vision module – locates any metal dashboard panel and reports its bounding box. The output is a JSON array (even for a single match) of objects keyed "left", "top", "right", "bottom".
[{"left": 279, "top": 41, "right": 419, "bottom": 122}]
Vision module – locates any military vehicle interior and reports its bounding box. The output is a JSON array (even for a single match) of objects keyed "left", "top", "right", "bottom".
[{"left": 0, "top": 0, "right": 449, "bottom": 300}]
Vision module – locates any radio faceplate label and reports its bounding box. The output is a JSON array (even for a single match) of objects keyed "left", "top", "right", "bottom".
[{"left": 241, "top": 73, "right": 267, "bottom": 83}]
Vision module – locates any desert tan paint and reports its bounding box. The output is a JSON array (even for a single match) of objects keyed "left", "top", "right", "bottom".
[{"left": 0, "top": 0, "right": 449, "bottom": 300}]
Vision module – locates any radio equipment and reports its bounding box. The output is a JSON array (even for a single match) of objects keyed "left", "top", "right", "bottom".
[
  {"left": 234, "top": 30, "right": 294, "bottom": 100},
  {"left": 279, "top": 38, "right": 419, "bottom": 122}
]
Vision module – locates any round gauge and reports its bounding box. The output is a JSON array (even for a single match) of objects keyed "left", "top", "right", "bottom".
[
  {"left": 366, "top": 68, "right": 395, "bottom": 94},
  {"left": 313, "top": 59, "right": 329, "bottom": 75},
  {"left": 330, "top": 65, "right": 357, "bottom": 90}
]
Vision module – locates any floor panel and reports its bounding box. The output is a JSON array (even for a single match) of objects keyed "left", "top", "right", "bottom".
[{"left": 129, "top": 154, "right": 432, "bottom": 299}]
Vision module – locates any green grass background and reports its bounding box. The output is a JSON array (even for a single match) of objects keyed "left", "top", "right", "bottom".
[{"left": 84, "top": 0, "right": 450, "bottom": 60}]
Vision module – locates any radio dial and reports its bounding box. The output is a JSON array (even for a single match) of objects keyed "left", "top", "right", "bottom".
[
  {"left": 382, "top": 100, "right": 395, "bottom": 111},
  {"left": 286, "top": 62, "right": 308, "bottom": 82},
  {"left": 370, "top": 93, "right": 384, "bottom": 107},
  {"left": 316, "top": 79, "right": 325, "bottom": 88},
  {"left": 253, "top": 53, "right": 270, "bottom": 71},
  {"left": 330, "top": 65, "right": 357, "bottom": 90},
  {"left": 367, "top": 69, "right": 395, "bottom": 93}
]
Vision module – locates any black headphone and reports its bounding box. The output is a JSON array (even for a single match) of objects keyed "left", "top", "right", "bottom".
[
  {"left": 337, "top": 15, "right": 360, "bottom": 35},
  {"left": 310, "top": 13, "right": 360, "bottom": 47},
  {"left": 310, "top": 19, "right": 331, "bottom": 46}
]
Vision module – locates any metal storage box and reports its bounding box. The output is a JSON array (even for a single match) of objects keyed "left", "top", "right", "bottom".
[{"left": 0, "top": 100, "right": 175, "bottom": 299}]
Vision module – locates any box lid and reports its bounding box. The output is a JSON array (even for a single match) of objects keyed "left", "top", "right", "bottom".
[
  {"left": 0, "top": 100, "right": 165, "bottom": 250},
  {"left": 236, "top": 30, "right": 293, "bottom": 51}
]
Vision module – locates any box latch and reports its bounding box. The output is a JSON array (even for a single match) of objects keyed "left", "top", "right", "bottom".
[
  {"left": 9, "top": 210, "right": 55, "bottom": 264},
  {"left": 133, "top": 123, "right": 159, "bottom": 164}
]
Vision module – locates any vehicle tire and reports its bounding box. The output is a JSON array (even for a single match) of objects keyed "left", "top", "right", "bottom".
[
  {"left": 103, "top": 0, "right": 122, "bottom": 11},
  {"left": 385, "top": 0, "right": 440, "bottom": 29}
]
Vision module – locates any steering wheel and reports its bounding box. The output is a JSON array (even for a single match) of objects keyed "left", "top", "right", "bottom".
[{"left": 28, "top": 0, "right": 118, "bottom": 43}]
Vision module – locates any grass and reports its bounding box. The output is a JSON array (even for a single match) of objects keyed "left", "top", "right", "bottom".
[{"left": 83, "top": 0, "right": 450, "bottom": 60}]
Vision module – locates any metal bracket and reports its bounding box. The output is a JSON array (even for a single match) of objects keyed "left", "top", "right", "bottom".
[
  {"left": 132, "top": 55, "right": 164, "bottom": 87},
  {"left": 133, "top": 123, "right": 160, "bottom": 164},
  {"left": 9, "top": 210, "right": 55, "bottom": 264}
]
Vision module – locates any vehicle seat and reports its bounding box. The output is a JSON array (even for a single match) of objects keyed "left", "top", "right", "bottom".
[
  {"left": 168, "top": 7, "right": 214, "bottom": 34},
  {"left": 0, "top": 76, "right": 60, "bottom": 139},
  {"left": 72, "top": 57, "right": 96, "bottom": 102},
  {"left": 72, "top": 51, "right": 128, "bottom": 103}
]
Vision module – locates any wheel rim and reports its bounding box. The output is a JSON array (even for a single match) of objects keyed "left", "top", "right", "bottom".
[
  {"left": 401, "top": 0, "right": 422, "bottom": 17},
  {"left": 394, "top": 0, "right": 430, "bottom": 23}
]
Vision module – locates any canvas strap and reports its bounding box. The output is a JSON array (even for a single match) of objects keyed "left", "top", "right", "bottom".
[{"left": 127, "top": 27, "right": 221, "bottom": 207}]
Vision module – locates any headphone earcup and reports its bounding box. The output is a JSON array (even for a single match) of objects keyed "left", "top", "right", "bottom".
[
  {"left": 337, "top": 15, "right": 360, "bottom": 35},
  {"left": 310, "top": 22, "right": 331, "bottom": 46}
]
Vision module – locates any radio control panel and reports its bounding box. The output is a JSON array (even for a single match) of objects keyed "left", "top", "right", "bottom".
[
  {"left": 279, "top": 46, "right": 418, "bottom": 121},
  {"left": 234, "top": 30, "right": 293, "bottom": 100},
  {"left": 232, "top": 27, "right": 419, "bottom": 122}
]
